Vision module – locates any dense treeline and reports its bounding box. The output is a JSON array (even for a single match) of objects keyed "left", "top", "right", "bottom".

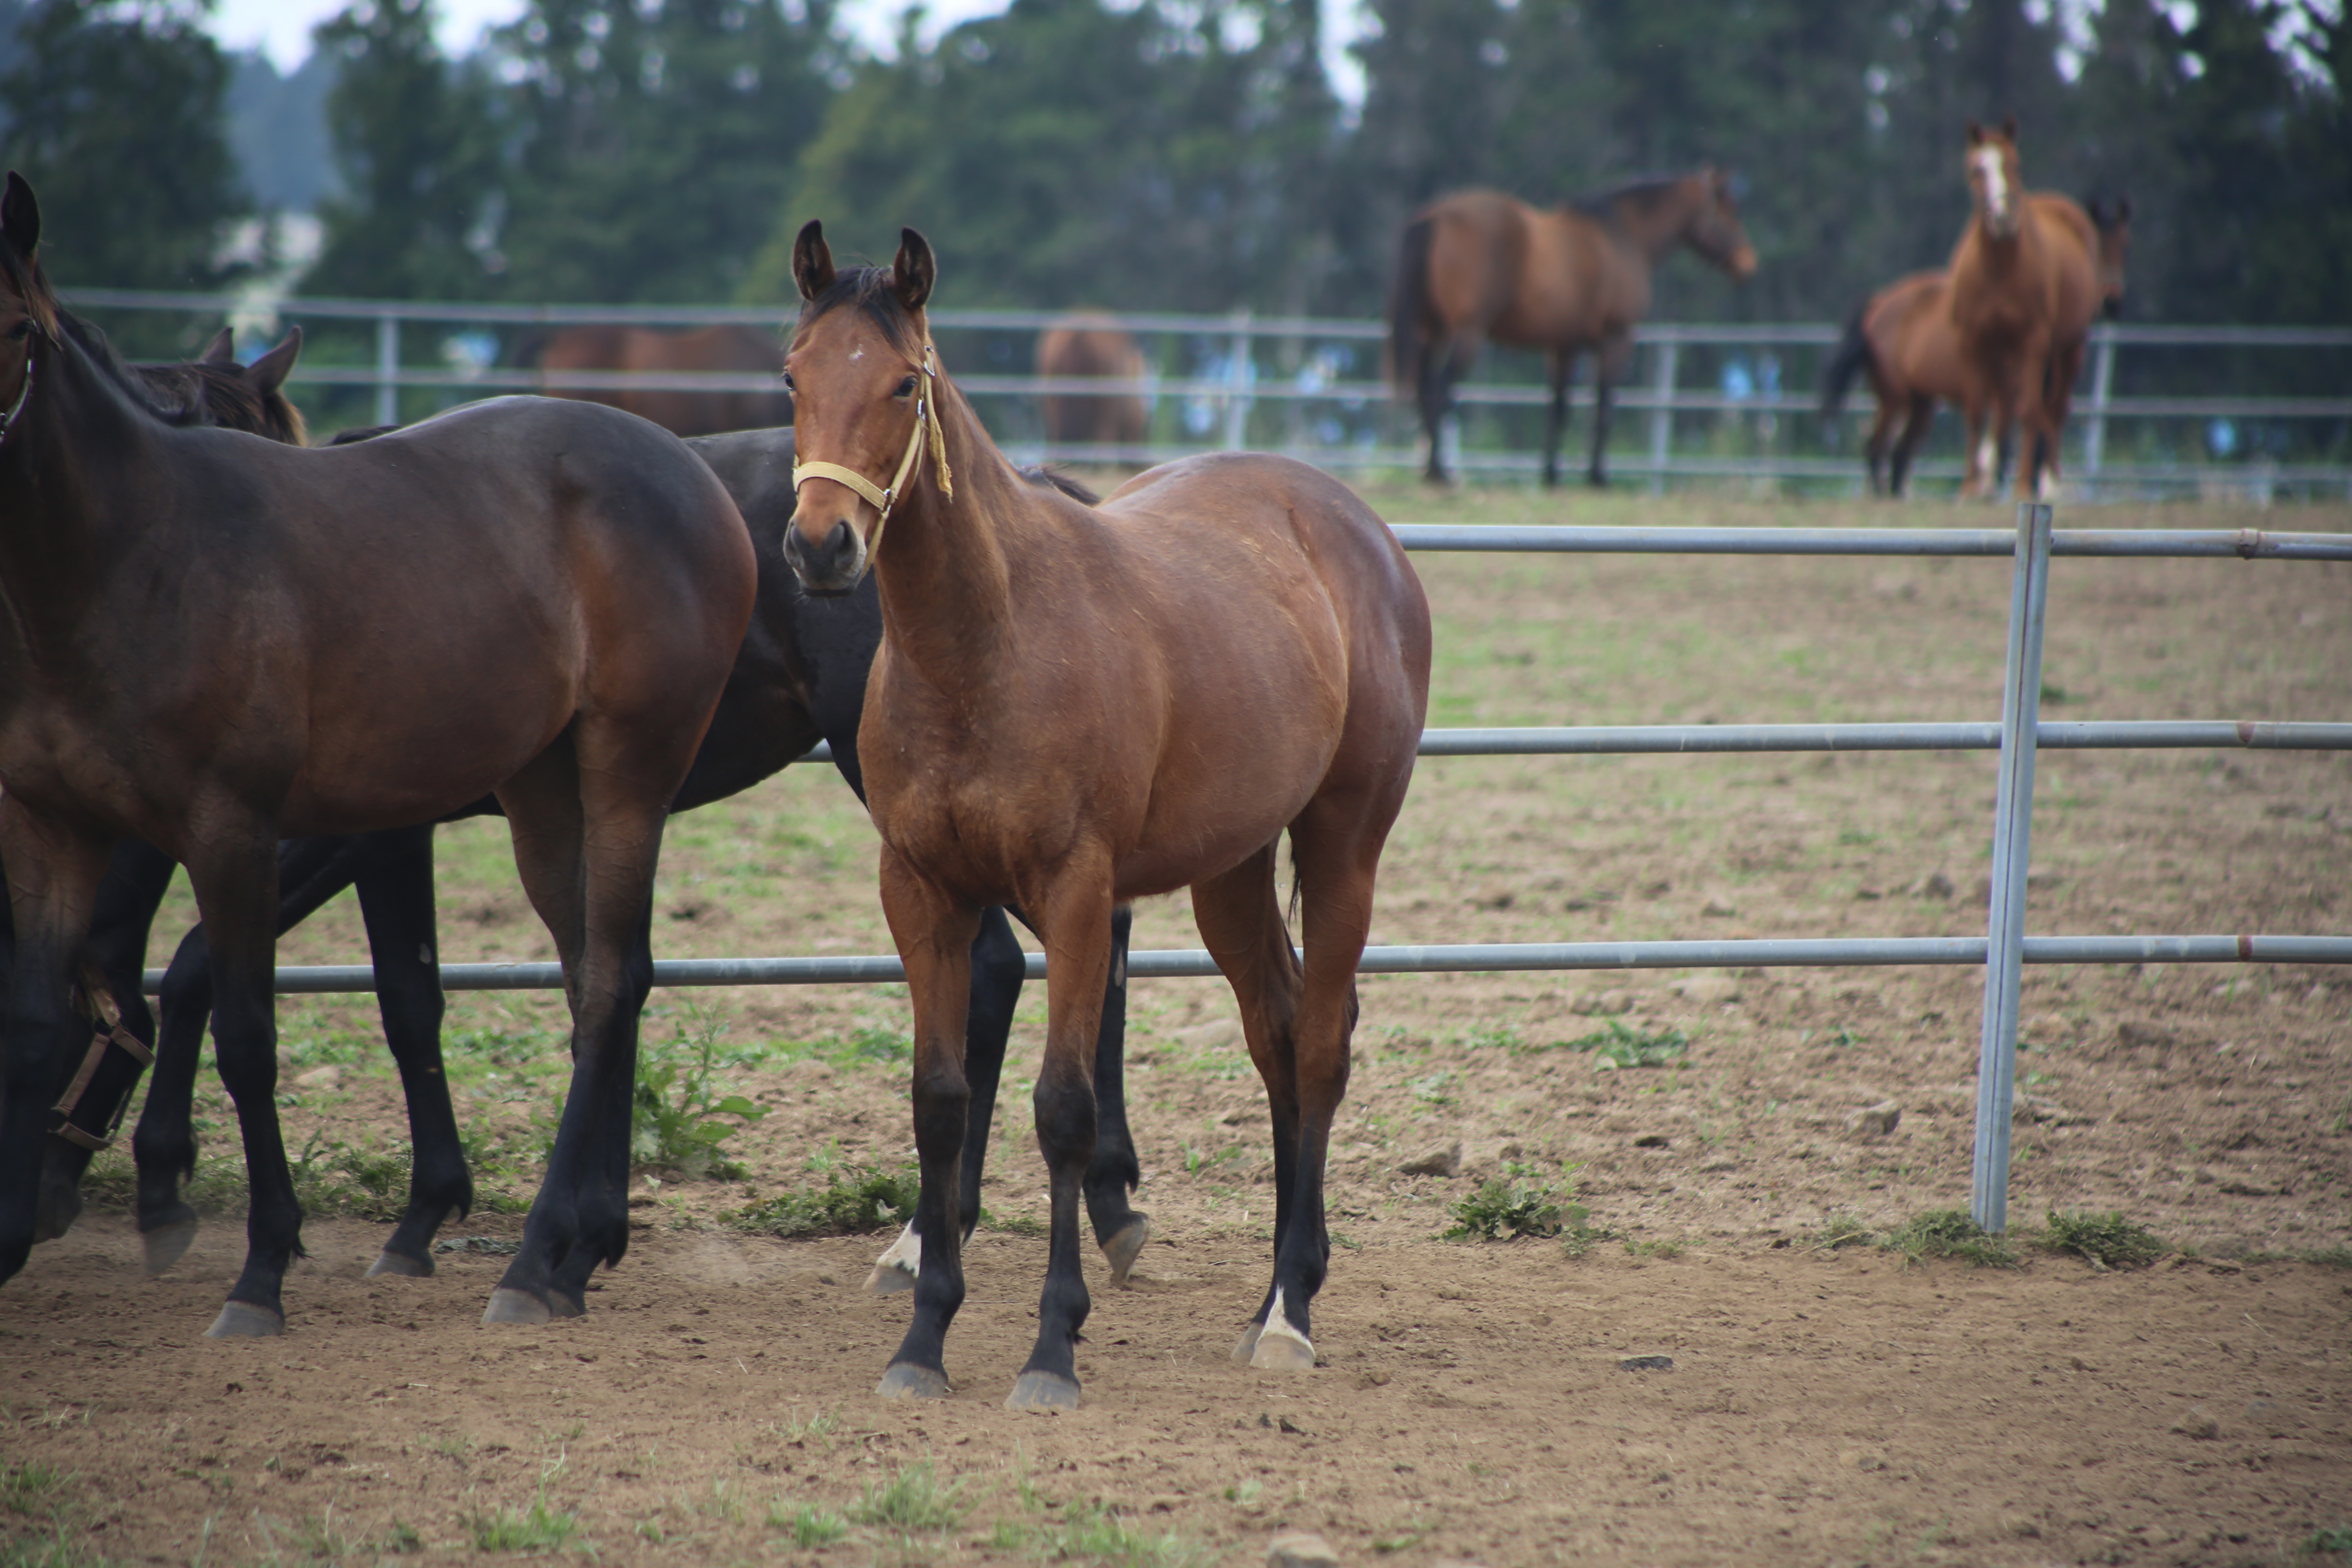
[{"left": 0, "top": 0, "right": 2343, "bottom": 325}]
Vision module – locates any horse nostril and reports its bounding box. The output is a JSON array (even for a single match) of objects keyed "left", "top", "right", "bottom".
[{"left": 825, "top": 519, "right": 855, "bottom": 565}]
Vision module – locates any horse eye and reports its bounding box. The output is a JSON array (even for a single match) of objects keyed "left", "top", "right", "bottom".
[
  {"left": 780, "top": 371, "right": 796, "bottom": 392},
  {"left": 895, "top": 375, "right": 918, "bottom": 398},
  {"left": 4, "top": 320, "right": 27, "bottom": 341}
]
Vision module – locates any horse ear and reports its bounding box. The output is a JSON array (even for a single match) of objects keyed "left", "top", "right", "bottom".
[
  {"left": 2, "top": 171, "right": 39, "bottom": 259},
  {"left": 200, "top": 327, "right": 237, "bottom": 365},
  {"left": 248, "top": 325, "right": 303, "bottom": 394},
  {"left": 1965, "top": 120, "right": 1984, "bottom": 145},
  {"left": 791, "top": 220, "right": 835, "bottom": 302},
  {"left": 893, "top": 228, "right": 936, "bottom": 313},
  {"left": 2001, "top": 115, "right": 2018, "bottom": 142}
]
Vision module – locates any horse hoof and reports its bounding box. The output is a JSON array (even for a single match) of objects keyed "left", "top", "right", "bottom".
[
  {"left": 367, "top": 1249, "right": 433, "bottom": 1278},
  {"left": 1004, "top": 1371, "right": 1080, "bottom": 1412},
  {"left": 31, "top": 1182, "right": 82, "bottom": 1244},
  {"left": 1099, "top": 1216, "right": 1150, "bottom": 1287},
  {"left": 1229, "top": 1321, "right": 1264, "bottom": 1366},
  {"left": 205, "top": 1301, "right": 285, "bottom": 1339},
  {"left": 864, "top": 1260, "right": 916, "bottom": 1295},
  {"left": 1248, "top": 1314, "right": 1316, "bottom": 1372},
  {"left": 142, "top": 1216, "right": 200, "bottom": 1277},
  {"left": 875, "top": 1363, "right": 951, "bottom": 1401},
  {"left": 481, "top": 1287, "right": 553, "bottom": 1325}
]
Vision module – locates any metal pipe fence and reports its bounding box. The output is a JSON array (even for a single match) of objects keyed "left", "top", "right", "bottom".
[
  {"left": 67, "top": 288, "right": 2352, "bottom": 499},
  {"left": 138, "top": 510, "right": 2352, "bottom": 1233}
]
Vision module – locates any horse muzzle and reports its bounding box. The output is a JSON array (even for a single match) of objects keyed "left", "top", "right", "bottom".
[
  {"left": 784, "top": 514, "right": 866, "bottom": 596},
  {"left": 1728, "top": 245, "right": 1758, "bottom": 281}
]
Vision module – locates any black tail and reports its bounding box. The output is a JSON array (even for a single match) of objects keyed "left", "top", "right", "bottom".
[
  {"left": 1819, "top": 298, "right": 1874, "bottom": 419},
  {"left": 1389, "top": 216, "right": 1436, "bottom": 400}
]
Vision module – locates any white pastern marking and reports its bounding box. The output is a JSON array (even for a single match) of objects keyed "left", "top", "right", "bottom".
[
  {"left": 1976, "top": 434, "right": 1998, "bottom": 479},
  {"left": 2038, "top": 468, "right": 2058, "bottom": 502},
  {"left": 877, "top": 1219, "right": 921, "bottom": 1277}
]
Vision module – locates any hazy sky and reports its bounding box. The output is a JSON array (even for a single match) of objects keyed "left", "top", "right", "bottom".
[{"left": 207, "top": 0, "right": 1370, "bottom": 101}]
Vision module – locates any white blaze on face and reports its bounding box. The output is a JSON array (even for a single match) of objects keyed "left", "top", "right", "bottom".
[{"left": 1973, "top": 146, "right": 2011, "bottom": 225}]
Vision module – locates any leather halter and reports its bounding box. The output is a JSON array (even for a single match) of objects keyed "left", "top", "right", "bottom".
[
  {"left": 789, "top": 340, "right": 954, "bottom": 572},
  {"left": 0, "top": 346, "right": 32, "bottom": 450}
]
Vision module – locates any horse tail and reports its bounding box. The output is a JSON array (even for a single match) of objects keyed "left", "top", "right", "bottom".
[
  {"left": 1819, "top": 298, "right": 1873, "bottom": 418},
  {"left": 1389, "top": 215, "right": 1437, "bottom": 398}
]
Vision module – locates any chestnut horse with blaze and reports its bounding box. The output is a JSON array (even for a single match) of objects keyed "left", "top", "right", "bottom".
[
  {"left": 1391, "top": 172, "right": 1755, "bottom": 487},
  {"left": 1948, "top": 120, "right": 2065, "bottom": 499},
  {"left": 782, "top": 222, "right": 1430, "bottom": 1410}
]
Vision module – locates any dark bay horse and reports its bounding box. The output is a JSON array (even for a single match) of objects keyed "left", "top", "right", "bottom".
[
  {"left": 0, "top": 173, "right": 756, "bottom": 1336},
  {"left": 537, "top": 323, "right": 792, "bottom": 437},
  {"left": 29, "top": 419, "right": 1152, "bottom": 1307},
  {"left": 784, "top": 223, "right": 1430, "bottom": 1409},
  {"left": 1823, "top": 190, "right": 2128, "bottom": 497},
  {"left": 1037, "top": 314, "right": 1147, "bottom": 450},
  {"left": 1391, "top": 172, "right": 1756, "bottom": 487},
  {"left": 1948, "top": 121, "right": 2063, "bottom": 499}
]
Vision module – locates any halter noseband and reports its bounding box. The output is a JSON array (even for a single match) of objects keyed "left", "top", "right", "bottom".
[{"left": 789, "top": 340, "right": 955, "bottom": 572}]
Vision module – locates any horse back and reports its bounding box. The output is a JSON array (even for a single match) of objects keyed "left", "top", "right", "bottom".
[{"left": 2027, "top": 193, "right": 2105, "bottom": 342}]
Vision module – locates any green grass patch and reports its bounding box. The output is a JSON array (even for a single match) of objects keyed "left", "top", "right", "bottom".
[
  {"left": 628, "top": 1005, "right": 767, "bottom": 1179},
  {"left": 1884, "top": 1209, "right": 2018, "bottom": 1267},
  {"left": 991, "top": 1501, "right": 1210, "bottom": 1566},
  {"left": 2304, "top": 1525, "right": 2352, "bottom": 1556},
  {"left": 766, "top": 1501, "right": 849, "bottom": 1547},
  {"left": 1444, "top": 1162, "right": 1587, "bottom": 1242},
  {"left": 288, "top": 1130, "right": 412, "bottom": 1221},
  {"left": 846, "top": 1461, "right": 970, "bottom": 1533},
  {"left": 462, "top": 1492, "right": 581, "bottom": 1553},
  {"left": 1812, "top": 1214, "right": 1877, "bottom": 1251},
  {"left": 2036, "top": 1209, "right": 2168, "bottom": 1270},
  {"left": 2299, "top": 1246, "right": 2352, "bottom": 1269},
  {"left": 1564, "top": 1019, "right": 1690, "bottom": 1070},
  {"left": 731, "top": 1163, "right": 920, "bottom": 1237}
]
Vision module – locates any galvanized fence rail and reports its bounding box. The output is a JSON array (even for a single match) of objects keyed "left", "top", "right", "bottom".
[
  {"left": 141, "top": 510, "right": 2352, "bottom": 1232},
  {"left": 65, "top": 288, "right": 2352, "bottom": 498}
]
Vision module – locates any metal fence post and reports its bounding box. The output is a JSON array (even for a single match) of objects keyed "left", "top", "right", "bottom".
[
  {"left": 2082, "top": 332, "right": 2116, "bottom": 485},
  {"left": 374, "top": 312, "right": 401, "bottom": 429},
  {"left": 1971, "top": 501, "right": 2054, "bottom": 1233},
  {"left": 1647, "top": 340, "right": 1679, "bottom": 496},
  {"left": 1221, "top": 309, "right": 1252, "bottom": 451}
]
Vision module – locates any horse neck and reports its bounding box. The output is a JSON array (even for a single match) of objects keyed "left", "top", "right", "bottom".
[
  {"left": 0, "top": 333, "right": 160, "bottom": 656},
  {"left": 1613, "top": 180, "right": 1704, "bottom": 263},
  {"left": 868, "top": 383, "right": 1020, "bottom": 701}
]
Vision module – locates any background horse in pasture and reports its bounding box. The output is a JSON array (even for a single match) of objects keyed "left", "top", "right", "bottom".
[
  {"left": 0, "top": 171, "right": 756, "bottom": 1338},
  {"left": 1823, "top": 191, "right": 2128, "bottom": 497},
  {"left": 28, "top": 410, "right": 1154, "bottom": 1308},
  {"left": 784, "top": 222, "right": 1430, "bottom": 1410},
  {"left": 1947, "top": 120, "right": 2063, "bottom": 499},
  {"left": 1037, "top": 314, "right": 1147, "bottom": 451},
  {"left": 2022, "top": 192, "right": 2130, "bottom": 494},
  {"left": 536, "top": 323, "right": 791, "bottom": 437},
  {"left": 1390, "top": 171, "right": 1756, "bottom": 487}
]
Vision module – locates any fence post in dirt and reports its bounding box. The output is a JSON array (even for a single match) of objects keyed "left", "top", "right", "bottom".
[
  {"left": 1971, "top": 501, "right": 2055, "bottom": 1233},
  {"left": 2082, "top": 330, "right": 2118, "bottom": 485},
  {"left": 1647, "top": 341, "right": 1679, "bottom": 495},
  {"left": 374, "top": 311, "right": 401, "bottom": 429}
]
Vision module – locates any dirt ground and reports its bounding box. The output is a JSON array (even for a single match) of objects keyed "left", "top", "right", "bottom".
[{"left": 6, "top": 488, "right": 2350, "bottom": 1567}]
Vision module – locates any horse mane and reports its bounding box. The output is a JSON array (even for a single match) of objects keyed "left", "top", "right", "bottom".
[
  {"left": 0, "top": 234, "right": 59, "bottom": 342},
  {"left": 1568, "top": 174, "right": 1688, "bottom": 221},
  {"left": 1019, "top": 466, "right": 1100, "bottom": 506},
  {"left": 795, "top": 265, "right": 927, "bottom": 356},
  {"left": 55, "top": 311, "right": 206, "bottom": 429}
]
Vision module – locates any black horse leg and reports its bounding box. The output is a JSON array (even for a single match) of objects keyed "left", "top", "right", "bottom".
[
  {"left": 1541, "top": 352, "right": 1573, "bottom": 488},
  {"left": 1889, "top": 396, "right": 1933, "bottom": 498},
  {"left": 132, "top": 834, "right": 380, "bottom": 1274},
  {"left": 1418, "top": 339, "right": 1454, "bottom": 484},
  {"left": 1586, "top": 368, "right": 1617, "bottom": 488},
  {"left": 32, "top": 839, "right": 176, "bottom": 1242},
  {"left": 1081, "top": 904, "right": 1148, "bottom": 1279},
  {"left": 351, "top": 824, "right": 472, "bottom": 1276}
]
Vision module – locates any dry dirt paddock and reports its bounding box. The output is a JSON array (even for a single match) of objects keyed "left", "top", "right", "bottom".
[{"left": 6, "top": 488, "right": 2350, "bottom": 1568}]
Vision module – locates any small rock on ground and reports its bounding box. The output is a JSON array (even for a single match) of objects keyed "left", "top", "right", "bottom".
[
  {"left": 1267, "top": 1530, "right": 1339, "bottom": 1567},
  {"left": 1845, "top": 1100, "right": 1902, "bottom": 1137},
  {"left": 1396, "top": 1140, "right": 1462, "bottom": 1178},
  {"left": 1670, "top": 973, "right": 1740, "bottom": 1005},
  {"left": 1572, "top": 989, "right": 1634, "bottom": 1016}
]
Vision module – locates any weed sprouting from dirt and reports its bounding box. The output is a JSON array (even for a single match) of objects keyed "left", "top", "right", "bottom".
[
  {"left": 2303, "top": 1524, "right": 2352, "bottom": 1556},
  {"left": 1813, "top": 1214, "right": 1877, "bottom": 1251},
  {"left": 630, "top": 1004, "right": 768, "bottom": 1179},
  {"left": 992, "top": 1501, "right": 1210, "bottom": 1566},
  {"left": 288, "top": 1131, "right": 411, "bottom": 1220},
  {"left": 2300, "top": 1246, "right": 2352, "bottom": 1269},
  {"left": 1444, "top": 1162, "right": 1586, "bottom": 1241},
  {"left": 773, "top": 1407, "right": 840, "bottom": 1445},
  {"left": 0, "top": 1465, "right": 73, "bottom": 1519},
  {"left": 462, "top": 1490, "right": 580, "bottom": 1552},
  {"left": 1884, "top": 1209, "right": 2017, "bottom": 1267},
  {"left": 1567, "top": 1019, "right": 1690, "bottom": 1070},
  {"left": 2038, "top": 1209, "right": 2168, "bottom": 1270},
  {"left": 982, "top": 1210, "right": 1048, "bottom": 1237},
  {"left": 729, "top": 1163, "right": 919, "bottom": 1237},
  {"left": 767, "top": 1500, "right": 849, "bottom": 1546},
  {"left": 848, "top": 1461, "right": 970, "bottom": 1532}
]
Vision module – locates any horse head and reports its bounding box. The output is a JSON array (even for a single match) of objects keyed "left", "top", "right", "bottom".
[
  {"left": 1691, "top": 167, "right": 1758, "bottom": 281},
  {"left": 0, "top": 172, "right": 58, "bottom": 447},
  {"left": 1964, "top": 120, "right": 2025, "bottom": 242},
  {"left": 783, "top": 220, "right": 947, "bottom": 595},
  {"left": 2088, "top": 196, "right": 2132, "bottom": 317}
]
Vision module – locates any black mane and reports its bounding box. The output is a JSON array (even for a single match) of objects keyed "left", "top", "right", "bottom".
[
  {"left": 796, "top": 265, "right": 924, "bottom": 354},
  {"left": 56, "top": 310, "right": 206, "bottom": 429},
  {"left": 1569, "top": 174, "right": 1687, "bottom": 220}
]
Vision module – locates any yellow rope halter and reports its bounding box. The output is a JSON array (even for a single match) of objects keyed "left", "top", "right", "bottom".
[{"left": 789, "top": 340, "right": 954, "bottom": 571}]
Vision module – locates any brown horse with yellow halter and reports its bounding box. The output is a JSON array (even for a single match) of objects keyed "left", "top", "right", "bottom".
[
  {"left": 782, "top": 222, "right": 1430, "bottom": 1410},
  {"left": 1391, "top": 172, "right": 1756, "bottom": 487}
]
